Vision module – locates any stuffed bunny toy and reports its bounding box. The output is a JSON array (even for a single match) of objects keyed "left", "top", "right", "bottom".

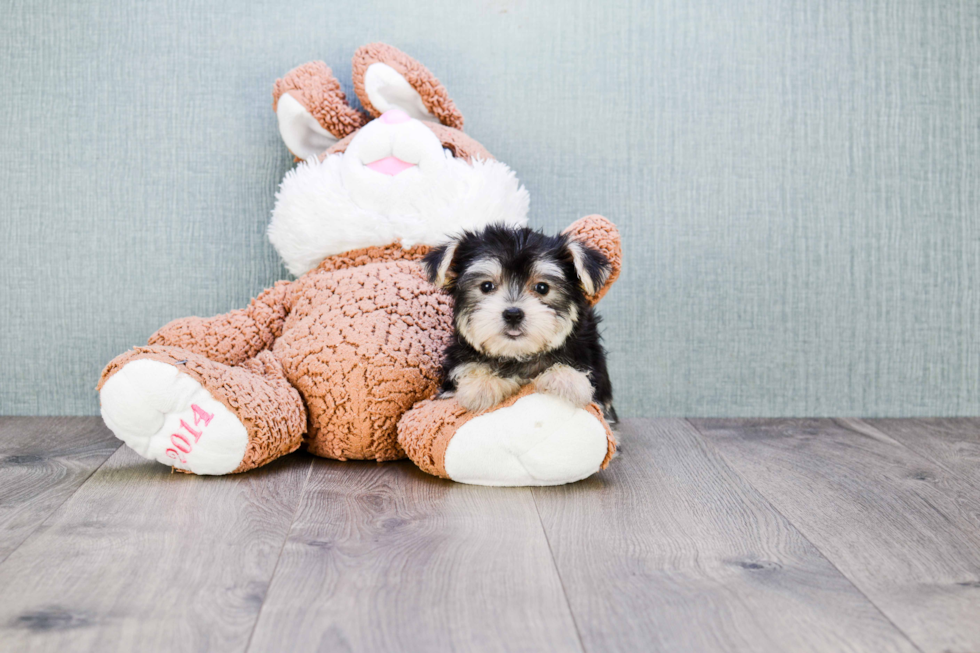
[{"left": 98, "top": 43, "right": 621, "bottom": 486}]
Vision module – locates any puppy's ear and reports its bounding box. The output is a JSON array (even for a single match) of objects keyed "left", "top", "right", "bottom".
[
  {"left": 566, "top": 240, "right": 611, "bottom": 297},
  {"left": 423, "top": 240, "right": 459, "bottom": 289}
]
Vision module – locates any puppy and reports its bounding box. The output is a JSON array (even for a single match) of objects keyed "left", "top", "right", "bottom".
[{"left": 423, "top": 224, "right": 616, "bottom": 421}]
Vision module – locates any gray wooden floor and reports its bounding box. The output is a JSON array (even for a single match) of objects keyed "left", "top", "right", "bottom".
[{"left": 1, "top": 417, "right": 979, "bottom": 652}]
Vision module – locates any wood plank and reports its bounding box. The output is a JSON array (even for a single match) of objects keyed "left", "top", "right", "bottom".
[
  {"left": 842, "top": 419, "right": 980, "bottom": 537},
  {"left": 692, "top": 418, "right": 980, "bottom": 653},
  {"left": 247, "top": 459, "right": 583, "bottom": 653},
  {"left": 859, "top": 418, "right": 980, "bottom": 490},
  {"left": 531, "top": 419, "right": 916, "bottom": 653},
  {"left": 0, "top": 417, "right": 119, "bottom": 564},
  {"left": 0, "top": 445, "right": 312, "bottom": 652}
]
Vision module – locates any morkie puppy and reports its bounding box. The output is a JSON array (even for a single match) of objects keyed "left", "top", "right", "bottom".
[{"left": 423, "top": 224, "right": 616, "bottom": 421}]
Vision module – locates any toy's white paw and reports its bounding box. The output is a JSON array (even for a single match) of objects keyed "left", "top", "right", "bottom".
[
  {"left": 99, "top": 359, "right": 248, "bottom": 475},
  {"left": 443, "top": 392, "right": 608, "bottom": 486}
]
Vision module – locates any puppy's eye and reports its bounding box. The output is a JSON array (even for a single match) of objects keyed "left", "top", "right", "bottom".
[
  {"left": 480, "top": 281, "right": 496, "bottom": 294},
  {"left": 534, "top": 282, "right": 550, "bottom": 295}
]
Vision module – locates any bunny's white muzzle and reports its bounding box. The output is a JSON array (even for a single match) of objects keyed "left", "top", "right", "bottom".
[{"left": 268, "top": 113, "right": 531, "bottom": 276}]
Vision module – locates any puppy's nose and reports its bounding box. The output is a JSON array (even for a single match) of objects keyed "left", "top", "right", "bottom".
[{"left": 502, "top": 307, "right": 524, "bottom": 325}]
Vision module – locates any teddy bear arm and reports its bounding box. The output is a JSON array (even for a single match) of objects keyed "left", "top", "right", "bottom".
[{"left": 148, "top": 280, "right": 294, "bottom": 367}]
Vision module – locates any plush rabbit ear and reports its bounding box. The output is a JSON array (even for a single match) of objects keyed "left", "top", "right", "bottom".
[
  {"left": 352, "top": 43, "right": 464, "bottom": 130},
  {"left": 272, "top": 61, "right": 368, "bottom": 159},
  {"left": 423, "top": 239, "right": 460, "bottom": 289}
]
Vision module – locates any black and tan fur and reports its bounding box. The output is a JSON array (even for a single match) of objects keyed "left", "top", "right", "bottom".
[{"left": 424, "top": 224, "right": 616, "bottom": 420}]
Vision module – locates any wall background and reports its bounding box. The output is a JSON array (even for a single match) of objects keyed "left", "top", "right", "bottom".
[{"left": 2, "top": 0, "right": 978, "bottom": 417}]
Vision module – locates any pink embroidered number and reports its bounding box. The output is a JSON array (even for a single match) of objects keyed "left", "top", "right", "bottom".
[
  {"left": 171, "top": 433, "right": 192, "bottom": 453},
  {"left": 179, "top": 420, "right": 201, "bottom": 442},
  {"left": 192, "top": 403, "right": 213, "bottom": 427},
  {"left": 165, "top": 404, "right": 215, "bottom": 466}
]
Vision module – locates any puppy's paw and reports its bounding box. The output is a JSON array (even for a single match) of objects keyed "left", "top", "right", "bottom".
[
  {"left": 452, "top": 363, "right": 521, "bottom": 413},
  {"left": 534, "top": 365, "right": 594, "bottom": 408}
]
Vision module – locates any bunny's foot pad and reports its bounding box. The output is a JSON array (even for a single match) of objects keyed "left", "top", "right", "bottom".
[
  {"left": 398, "top": 386, "right": 616, "bottom": 487},
  {"left": 99, "top": 359, "right": 248, "bottom": 475}
]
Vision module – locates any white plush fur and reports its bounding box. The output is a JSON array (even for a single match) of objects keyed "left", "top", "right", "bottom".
[
  {"left": 363, "top": 62, "right": 438, "bottom": 122},
  {"left": 100, "top": 360, "right": 248, "bottom": 475},
  {"left": 269, "top": 115, "right": 530, "bottom": 276},
  {"left": 443, "top": 393, "right": 608, "bottom": 486},
  {"left": 276, "top": 92, "right": 339, "bottom": 160}
]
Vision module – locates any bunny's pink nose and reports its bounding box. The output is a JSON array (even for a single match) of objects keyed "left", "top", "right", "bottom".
[{"left": 381, "top": 109, "right": 411, "bottom": 125}]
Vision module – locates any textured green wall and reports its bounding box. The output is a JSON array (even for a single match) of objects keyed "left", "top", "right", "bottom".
[{"left": 2, "top": 0, "right": 978, "bottom": 416}]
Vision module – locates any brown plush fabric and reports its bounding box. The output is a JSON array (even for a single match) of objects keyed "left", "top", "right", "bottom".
[
  {"left": 424, "top": 123, "right": 494, "bottom": 162},
  {"left": 149, "top": 281, "right": 294, "bottom": 367},
  {"left": 98, "top": 346, "right": 306, "bottom": 474},
  {"left": 397, "top": 395, "right": 477, "bottom": 479},
  {"left": 563, "top": 215, "right": 622, "bottom": 304},
  {"left": 311, "top": 243, "right": 429, "bottom": 273},
  {"left": 352, "top": 43, "right": 465, "bottom": 130},
  {"left": 397, "top": 385, "right": 618, "bottom": 479},
  {"left": 584, "top": 401, "right": 618, "bottom": 469},
  {"left": 276, "top": 256, "right": 453, "bottom": 461},
  {"left": 272, "top": 61, "right": 368, "bottom": 140},
  {"left": 147, "top": 244, "right": 428, "bottom": 370},
  {"left": 128, "top": 245, "right": 451, "bottom": 463},
  {"left": 103, "top": 216, "right": 619, "bottom": 474}
]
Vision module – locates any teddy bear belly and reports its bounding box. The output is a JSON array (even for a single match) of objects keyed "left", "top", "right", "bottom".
[{"left": 273, "top": 263, "right": 453, "bottom": 461}]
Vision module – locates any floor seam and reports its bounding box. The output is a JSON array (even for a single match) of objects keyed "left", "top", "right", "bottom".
[
  {"left": 242, "top": 457, "right": 315, "bottom": 653},
  {"left": 529, "top": 488, "right": 588, "bottom": 653},
  {"left": 685, "top": 418, "right": 927, "bottom": 653}
]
